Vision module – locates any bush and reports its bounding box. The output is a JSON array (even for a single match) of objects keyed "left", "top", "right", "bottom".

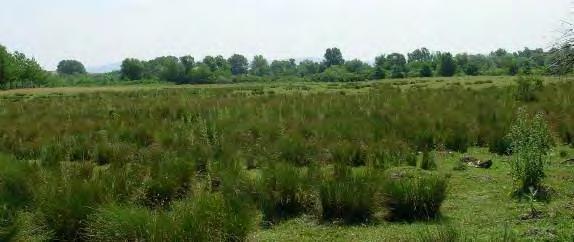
[
  {"left": 255, "top": 163, "right": 313, "bottom": 223},
  {"left": 488, "top": 135, "right": 512, "bottom": 155},
  {"left": 508, "top": 108, "right": 552, "bottom": 194},
  {"left": 319, "top": 165, "right": 379, "bottom": 223},
  {"left": 383, "top": 167, "right": 448, "bottom": 221}
]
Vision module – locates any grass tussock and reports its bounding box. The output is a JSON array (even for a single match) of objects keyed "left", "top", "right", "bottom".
[{"left": 383, "top": 167, "right": 448, "bottom": 221}]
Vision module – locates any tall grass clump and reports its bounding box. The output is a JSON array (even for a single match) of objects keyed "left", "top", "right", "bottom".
[
  {"left": 319, "top": 164, "right": 380, "bottom": 223},
  {"left": 416, "top": 225, "right": 461, "bottom": 242},
  {"left": 255, "top": 162, "right": 314, "bottom": 224},
  {"left": 514, "top": 76, "right": 543, "bottom": 102},
  {"left": 34, "top": 162, "right": 112, "bottom": 240},
  {"left": 420, "top": 151, "right": 437, "bottom": 170},
  {"left": 86, "top": 204, "right": 166, "bottom": 241},
  {"left": 383, "top": 167, "right": 447, "bottom": 221},
  {"left": 0, "top": 211, "right": 53, "bottom": 242},
  {"left": 508, "top": 107, "right": 552, "bottom": 195},
  {"left": 0, "top": 155, "right": 35, "bottom": 219},
  {"left": 87, "top": 192, "right": 256, "bottom": 241}
]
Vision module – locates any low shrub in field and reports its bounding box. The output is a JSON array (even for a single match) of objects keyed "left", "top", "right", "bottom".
[
  {"left": 383, "top": 167, "right": 448, "bottom": 221},
  {"left": 87, "top": 192, "right": 256, "bottom": 241},
  {"left": 488, "top": 135, "right": 512, "bottom": 155},
  {"left": 508, "top": 108, "right": 552, "bottom": 194},
  {"left": 319, "top": 165, "right": 380, "bottom": 223},
  {"left": 255, "top": 162, "right": 314, "bottom": 223}
]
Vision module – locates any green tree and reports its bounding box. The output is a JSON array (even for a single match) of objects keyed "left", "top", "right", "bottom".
[
  {"left": 419, "top": 63, "right": 433, "bottom": 77},
  {"left": 188, "top": 63, "right": 214, "bottom": 84},
  {"left": 250, "top": 55, "right": 271, "bottom": 76},
  {"left": 387, "top": 53, "right": 407, "bottom": 78},
  {"left": 344, "top": 59, "right": 371, "bottom": 74},
  {"left": 57, "top": 60, "right": 86, "bottom": 75},
  {"left": 371, "top": 66, "right": 386, "bottom": 79},
  {"left": 437, "top": 52, "right": 457, "bottom": 77},
  {"left": 323, "top": 48, "right": 344, "bottom": 67},
  {"left": 179, "top": 55, "right": 195, "bottom": 73},
  {"left": 408, "top": 48, "right": 431, "bottom": 63},
  {"left": 228, "top": 54, "right": 248, "bottom": 75},
  {"left": 0, "top": 45, "right": 7, "bottom": 88},
  {"left": 121, "top": 58, "right": 145, "bottom": 80},
  {"left": 297, "top": 60, "right": 321, "bottom": 77},
  {"left": 271, "top": 59, "right": 297, "bottom": 76}
]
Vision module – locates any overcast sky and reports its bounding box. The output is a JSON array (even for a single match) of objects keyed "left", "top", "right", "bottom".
[{"left": 0, "top": 0, "right": 572, "bottom": 70}]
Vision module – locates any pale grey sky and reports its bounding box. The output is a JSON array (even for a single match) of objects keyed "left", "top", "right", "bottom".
[{"left": 0, "top": 0, "right": 572, "bottom": 70}]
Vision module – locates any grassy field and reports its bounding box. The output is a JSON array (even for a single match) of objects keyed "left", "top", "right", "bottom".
[
  {"left": 0, "top": 76, "right": 573, "bottom": 241},
  {"left": 1, "top": 76, "right": 571, "bottom": 97}
]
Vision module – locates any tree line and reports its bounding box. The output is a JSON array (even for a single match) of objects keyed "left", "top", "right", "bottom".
[
  {"left": 118, "top": 47, "right": 571, "bottom": 84},
  {"left": 0, "top": 45, "right": 45, "bottom": 89},
  {"left": 1, "top": 43, "right": 572, "bottom": 89}
]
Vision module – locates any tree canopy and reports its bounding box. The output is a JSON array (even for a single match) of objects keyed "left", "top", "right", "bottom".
[{"left": 57, "top": 60, "right": 86, "bottom": 75}]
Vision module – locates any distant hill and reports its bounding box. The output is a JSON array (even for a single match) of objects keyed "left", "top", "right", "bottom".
[{"left": 87, "top": 62, "right": 121, "bottom": 74}]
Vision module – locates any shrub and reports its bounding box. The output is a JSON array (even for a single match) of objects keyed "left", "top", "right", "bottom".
[
  {"left": 488, "top": 135, "right": 512, "bottom": 155},
  {"left": 508, "top": 108, "right": 552, "bottom": 193},
  {"left": 319, "top": 165, "right": 379, "bottom": 223},
  {"left": 255, "top": 163, "right": 313, "bottom": 223},
  {"left": 383, "top": 167, "right": 448, "bottom": 221}
]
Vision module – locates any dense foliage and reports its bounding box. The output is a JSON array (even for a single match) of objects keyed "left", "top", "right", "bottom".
[
  {"left": 57, "top": 60, "right": 87, "bottom": 75},
  {"left": 0, "top": 43, "right": 572, "bottom": 89},
  {"left": 114, "top": 47, "right": 569, "bottom": 84},
  {"left": 0, "top": 45, "right": 45, "bottom": 89}
]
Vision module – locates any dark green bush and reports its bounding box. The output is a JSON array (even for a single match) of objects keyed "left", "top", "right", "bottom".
[{"left": 383, "top": 167, "right": 448, "bottom": 221}]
